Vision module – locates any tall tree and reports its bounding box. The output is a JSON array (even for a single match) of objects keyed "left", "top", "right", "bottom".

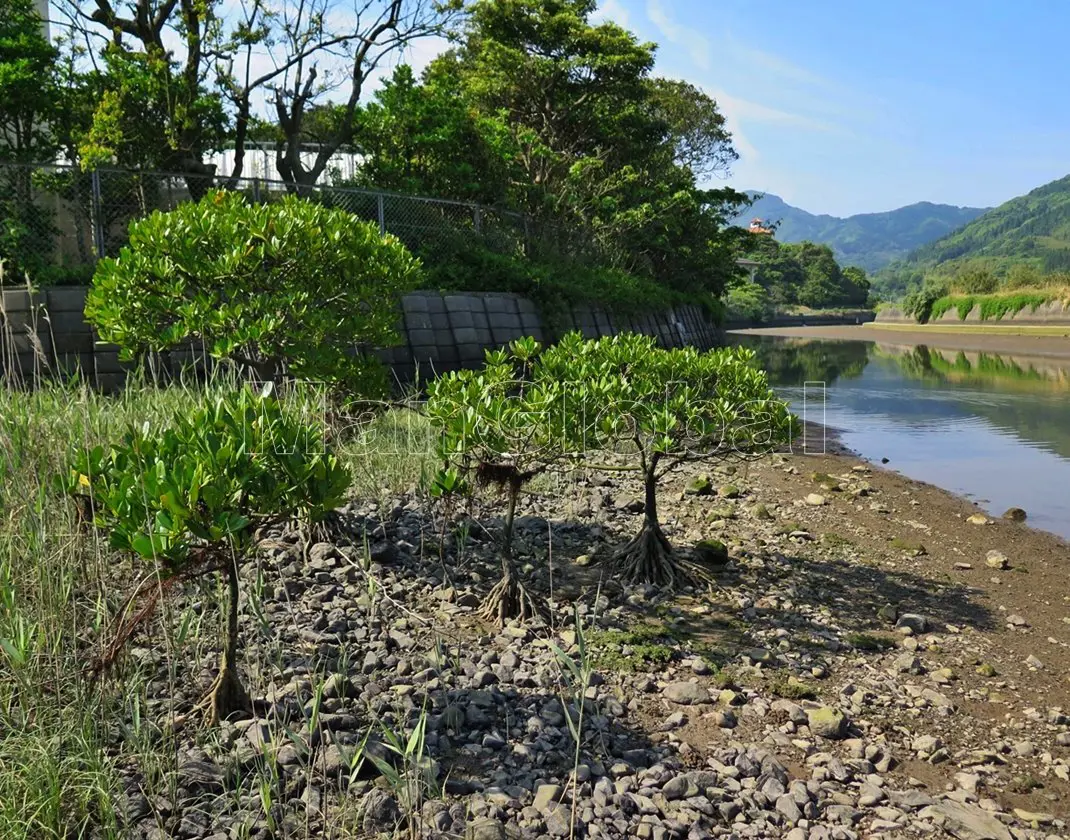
[
  {"left": 434, "top": 0, "right": 658, "bottom": 213},
  {"left": 0, "top": 0, "right": 60, "bottom": 163},
  {"left": 428, "top": 0, "right": 745, "bottom": 296},
  {"left": 56, "top": 0, "right": 457, "bottom": 188},
  {"left": 0, "top": 0, "right": 63, "bottom": 279},
  {"left": 645, "top": 78, "right": 737, "bottom": 180},
  {"left": 350, "top": 63, "right": 506, "bottom": 203}
]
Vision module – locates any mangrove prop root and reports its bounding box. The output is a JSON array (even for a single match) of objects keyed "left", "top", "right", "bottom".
[
  {"left": 479, "top": 571, "right": 546, "bottom": 627},
  {"left": 611, "top": 523, "right": 710, "bottom": 589},
  {"left": 200, "top": 664, "right": 252, "bottom": 726}
]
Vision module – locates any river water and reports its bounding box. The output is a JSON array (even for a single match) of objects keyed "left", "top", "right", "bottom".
[{"left": 730, "top": 334, "right": 1070, "bottom": 539}]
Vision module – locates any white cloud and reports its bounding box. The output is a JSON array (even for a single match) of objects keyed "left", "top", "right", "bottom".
[
  {"left": 592, "top": 0, "right": 632, "bottom": 30},
  {"left": 715, "top": 91, "right": 840, "bottom": 135},
  {"left": 645, "top": 0, "right": 711, "bottom": 71}
]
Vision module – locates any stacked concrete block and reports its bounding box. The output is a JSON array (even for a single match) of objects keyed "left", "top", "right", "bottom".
[
  {"left": 443, "top": 294, "right": 489, "bottom": 367},
  {"left": 483, "top": 294, "right": 526, "bottom": 346},
  {"left": 516, "top": 297, "right": 543, "bottom": 342},
  {"left": 0, "top": 288, "right": 50, "bottom": 385},
  {"left": 45, "top": 287, "right": 93, "bottom": 376},
  {"left": 0, "top": 286, "right": 723, "bottom": 388}
]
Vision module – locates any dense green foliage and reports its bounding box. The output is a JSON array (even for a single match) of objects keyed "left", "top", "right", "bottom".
[
  {"left": 66, "top": 385, "right": 350, "bottom": 721},
  {"left": 927, "top": 291, "right": 1053, "bottom": 323},
  {"left": 6, "top": 0, "right": 748, "bottom": 311},
  {"left": 739, "top": 193, "right": 986, "bottom": 273},
  {"left": 426, "top": 330, "right": 796, "bottom": 601},
  {"left": 86, "top": 191, "right": 421, "bottom": 393},
  {"left": 877, "top": 173, "right": 1070, "bottom": 298},
  {"left": 0, "top": 0, "right": 63, "bottom": 279},
  {"left": 343, "top": 0, "right": 747, "bottom": 305},
  {"left": 728, "top": 236, "right": 870, "bottom": 319}
]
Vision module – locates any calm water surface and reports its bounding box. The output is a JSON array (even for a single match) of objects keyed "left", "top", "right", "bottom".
[{"left": 731, "top": 334, "right": 1070, "bottom": 540}]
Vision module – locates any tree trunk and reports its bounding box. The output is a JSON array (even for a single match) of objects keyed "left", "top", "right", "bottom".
[{"left": 204, "top": 558, "right": 251, "bottom": 724}]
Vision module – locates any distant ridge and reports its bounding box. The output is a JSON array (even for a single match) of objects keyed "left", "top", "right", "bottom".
[{"left": 734, "top": 192, "right": 987, "bottom": 273}]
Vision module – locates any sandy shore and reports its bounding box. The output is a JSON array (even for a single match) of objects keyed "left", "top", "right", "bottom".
[{"left": 730, "top": 324, "right": 1070, "bottom": 360}]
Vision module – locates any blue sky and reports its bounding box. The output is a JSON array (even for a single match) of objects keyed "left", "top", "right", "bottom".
[{"left": 587, "top": 0, "right": 1070, "bottom": 216}]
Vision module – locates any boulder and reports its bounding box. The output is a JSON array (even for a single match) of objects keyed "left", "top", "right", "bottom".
[
  {"left": 807, "top": 706, "right": 848, "bottom": 739},
  {"left": 663, "top": 682, "right": 711, "bottom": 705}
]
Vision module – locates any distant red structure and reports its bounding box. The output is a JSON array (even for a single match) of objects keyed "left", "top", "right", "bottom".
[{"left": 748, "top": 217, "right": 774, "bottom": 235}]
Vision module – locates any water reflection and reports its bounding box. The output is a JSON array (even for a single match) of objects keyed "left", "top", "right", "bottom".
[{"left": 732, "top": 334, "right": 1070, "bottom": 539}]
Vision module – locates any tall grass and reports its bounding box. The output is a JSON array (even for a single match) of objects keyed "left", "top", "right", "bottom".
[
  {"left": 0, "top": 367, "right": 439, "bottom": 838},
  {"left": 0, "top": 374, "right": 220, "bottom": 838}
]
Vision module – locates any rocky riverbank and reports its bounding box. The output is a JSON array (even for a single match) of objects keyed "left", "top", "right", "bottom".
[{"left": 113, "top": 441, "right": 1070, "bottom": 839}]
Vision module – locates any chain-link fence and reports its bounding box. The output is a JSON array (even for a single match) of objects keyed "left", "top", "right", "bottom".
[{"left": 0, "top": 162, "right": 584, "bottom": 285}]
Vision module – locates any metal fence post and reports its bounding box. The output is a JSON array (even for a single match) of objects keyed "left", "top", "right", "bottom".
[
  {"left": 91, "top": 169, "right": 106, "bottom": 259},
  {"left": 252, "top": 177, "right": 261, "bottom": 203},
  {"left": 473, "top": 206, "right": 482, "bottom": 234},
  {"left": 377, "top": 193, "right": 386, "bottom": 235}
]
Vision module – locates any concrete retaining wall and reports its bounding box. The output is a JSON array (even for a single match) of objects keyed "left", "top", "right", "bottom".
[
  {"left": 875, "top": 300, "right": 1070, "bottom": 325},
  {"left": 0, "top": 286, "right": 719, "bottom": 389}
]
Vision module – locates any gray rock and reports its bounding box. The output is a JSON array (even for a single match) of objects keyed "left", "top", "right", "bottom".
[
  {"left": 912, "top": 734, "right": 943, "bottom": 754},
  {"left": 893, "top": 652, "right": 925, "bottom": 675},
  {"left": 922, "top": 800, "right": 1012, "bottom": 840},
  {"left": 663, "top": 775, "right": 699, "bottom": 801},
  {"left": 984, "top": 550, "right": 1009, "bottom": 570},
  {"left": 361, "top": 789, "right": 401, "bottom": 834},
  {"left": 895, "top": 613, "right": 929, "bottom": 634},
  {"left": 466, "top": 818, "right": 507, "bottom": 840},
  {"left": 776, "top": 794, "right": 803, "bottom": 824},
  {"left": 534, "top": 783, "right": 564, "bottom": 812},
  {"left": 544, "top": 804, "right": 573, "bottom": 837},
  {"left": 663, "top": 682, "right": 711, "bottom": 705}
]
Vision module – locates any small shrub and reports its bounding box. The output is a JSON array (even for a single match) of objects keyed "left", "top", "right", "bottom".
[
  {"left": 86, "top": 190, "right": 421, "bottom": 395},
  {"left": 66, "top": 385, "right": 350, "bottom": 723},
  {"left": 426, "top": 337, "right": 567, "bottom": 624}
]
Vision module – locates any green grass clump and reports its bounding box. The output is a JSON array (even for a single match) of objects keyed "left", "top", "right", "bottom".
[
  {"left": 978, "top": 292, "right": 1049, "bottom": 320},
  {"left": 588, "top": 622, "right": 686, "bottom": 672},
  {"left": 890, "top": 536, "right": 927, "bottom": 555},
  {"left": 845, "top": 632, "right": 895, "bottom": 652},
  {"left": 770, "top": 676, "right": 818, "bottom": 700}
]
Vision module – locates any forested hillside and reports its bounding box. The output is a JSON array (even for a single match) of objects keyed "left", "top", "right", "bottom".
[
  {"left": 738, "top": 193, "right": 985, "bottom": 272},
  {"left": 876, "top": 174, "right": 1070, "bottom": 298}
]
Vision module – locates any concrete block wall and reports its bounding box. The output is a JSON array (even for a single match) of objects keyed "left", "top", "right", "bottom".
[{"left": 1, "top": 286, "right": 720, "bottom": 389}]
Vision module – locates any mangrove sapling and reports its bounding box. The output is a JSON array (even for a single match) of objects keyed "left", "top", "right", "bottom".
[
  {"left": 66, "top": 385, "right": 350, "bottom": 724},
  {"left": 426, "top": 338, "right": 565, "bottom": 624},
  {"left": 540, "top": 332, "right": 796, "bottom": 588}
]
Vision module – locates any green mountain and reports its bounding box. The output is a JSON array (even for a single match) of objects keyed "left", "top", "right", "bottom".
[
  {"left": 736, "top": 193, "right": 987, "bottom": 273},
  {"left": 878, "top": 173, "right": 1070, "bottom": 285}
]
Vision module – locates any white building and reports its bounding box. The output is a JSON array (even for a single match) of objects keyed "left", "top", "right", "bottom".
[{"left": 204, "top": 147, "right": 364, "bottom": 186}]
